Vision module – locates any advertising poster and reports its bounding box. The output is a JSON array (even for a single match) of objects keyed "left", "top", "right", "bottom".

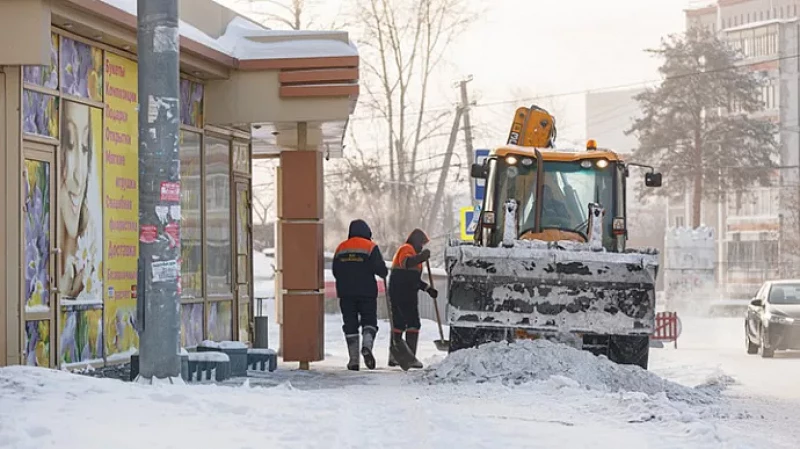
[
  {"left": 58, "top": 103, "right": 104, "bottom": 305},
  {"left": 103, "top": 53, "right": 140, "bottom": 359},
  {"left": 58, "top": 103, "right": 104, "bottom": 365}
]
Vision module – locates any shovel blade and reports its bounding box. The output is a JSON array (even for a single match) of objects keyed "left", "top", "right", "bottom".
[
  {"left": 434, "top": 340, "right": 450, "bottom": 352},
  {"left": 390, "top": 336, "right": 419, "bottom": 371}
]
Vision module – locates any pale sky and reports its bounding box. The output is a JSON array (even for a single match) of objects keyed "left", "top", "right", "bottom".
[
  {"left": 451, "top": 0, "right": 687, "bottom": 148},
  {"left": 219, "top": 0, "right": 687, "bottom": 147}
]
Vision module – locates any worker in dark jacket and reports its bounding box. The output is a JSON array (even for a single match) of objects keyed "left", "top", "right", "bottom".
[
  {"left": 388, "top": 228, "right": 438, "bottom": 369},
  {"left": 332, "top": 219, "right": 389, "bottom": 371}
]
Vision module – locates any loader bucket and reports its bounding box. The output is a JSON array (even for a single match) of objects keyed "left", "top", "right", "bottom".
[{"left": 445, "top": 242, "right": 659, "bottom": 336}]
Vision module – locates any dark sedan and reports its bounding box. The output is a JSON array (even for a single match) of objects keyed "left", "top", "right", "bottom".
[{"left": 745, "top": 280, "right": 800, "bottom": 358}]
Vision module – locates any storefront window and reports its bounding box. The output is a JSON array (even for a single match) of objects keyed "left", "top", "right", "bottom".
[
  {"left": 180, "top": 79, "right": 204, "bottom": 128},
  {"left": 233, "top": 142, "right": 249, "bottom": 174},
  {"left": 22, "top": 90, "right": 59, "bottom": 138},
  {"left": 24, "top": 320, "right": 50, "bottom": 367},
  {"left": 60, "top": 36, "right": 103, "bottom": 102},
  {"left": 208, "top": 301, "right": 233, "bottom": 341},
  {"left": 23, "top": 33, "right": 59, "bottom": 89},
  {"left": 58, "top": 101, "right": 104, "bottom": 306},
  {"left": 181, "top": 302, "right": 204, "bottom": 348},
  {"left": 205, "top": 136, "right": 232, "bottom": 296},
  {"left": 180, "top": 131, "right": 203, "bottom": 298}
]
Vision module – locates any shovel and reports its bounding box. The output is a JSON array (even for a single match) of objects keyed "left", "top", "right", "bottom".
[
  {"left": 426, "top": 260, "right": 450, "bottom": 352},
  {"left": 382, "top": 277, "right": 418, "bottom": 371}
]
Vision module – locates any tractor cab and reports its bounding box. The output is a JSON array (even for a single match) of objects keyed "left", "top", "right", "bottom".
[{"left": 470, "top": 141, "right": 661, "bottom": 252}]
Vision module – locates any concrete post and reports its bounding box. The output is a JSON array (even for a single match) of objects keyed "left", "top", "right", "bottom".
[{"left": 136, "top": 0, "right": 182, "bottom": 381}]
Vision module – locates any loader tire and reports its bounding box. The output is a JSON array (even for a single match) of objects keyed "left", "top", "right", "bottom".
[
  {"left": 608, "top": 335, "right": 649, "bottom": 370},
  {"left": 448, "top": 327, "right": 507, "bottom": 353}
]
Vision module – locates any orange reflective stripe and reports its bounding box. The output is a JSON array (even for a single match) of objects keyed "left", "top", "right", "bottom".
[
  {"left": 335, "top": 237, "right": 376, "bottom": 258},
  {"left": 391, "top": 244, "right": 421, "bottom": 271}
]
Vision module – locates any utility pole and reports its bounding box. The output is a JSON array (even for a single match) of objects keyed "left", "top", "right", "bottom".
[
  {"left": 459, "top": 76, "right": 475, "bottom": 199},
  {"left": 426, "top": 106, "right": 464, "bottom": 232},
  {"left": 136, "top": 0, "right": 182, "bottom": 382}
]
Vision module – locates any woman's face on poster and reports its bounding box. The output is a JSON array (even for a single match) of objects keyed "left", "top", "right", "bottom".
[{"left": 60, "top": 103, "right": 90, "bottom": 238}]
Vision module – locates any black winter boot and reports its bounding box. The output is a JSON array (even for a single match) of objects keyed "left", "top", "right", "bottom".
[
  {"left": 346, "top": 335, "right": 360, "bottom": 371},
  {"left": 405, "top": 332, "right": 424, "bottom": 369},
  {"left": 361, "top": 326, "right": 377, "bottom": 370}
]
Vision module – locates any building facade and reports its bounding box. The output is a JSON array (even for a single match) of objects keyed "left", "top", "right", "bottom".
[
  {"left": 1, "top": 0, "right": 359, "bottom": 369},
  {"left": 683, "top": 0, "right": 800, "bottom": 298}
]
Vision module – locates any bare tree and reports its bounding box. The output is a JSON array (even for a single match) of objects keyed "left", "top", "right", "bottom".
[
  {"left": 336, "top": 0, "right": 477, "bottom": 248},
  {"left": 251, "top": 159, "right": 278, "bottom": 250},
  {"left": 236, "top": 0, "right": 349, "bottom": 30}
]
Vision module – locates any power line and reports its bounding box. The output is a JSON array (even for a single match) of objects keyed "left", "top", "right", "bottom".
[{"left": 348, "top": 52, "right": 800, "bottom": 122}]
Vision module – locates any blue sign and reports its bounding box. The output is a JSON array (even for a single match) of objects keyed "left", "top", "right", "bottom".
[
  {"left": 460, "top": 206, "right": 481, "bottom": 240},
  {"left": 474, "top": 149, "right": 490, "bottom": 203}
]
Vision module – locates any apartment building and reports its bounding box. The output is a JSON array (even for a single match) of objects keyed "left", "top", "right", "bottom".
[{"left": 683, "top": 0, "right": 800, "bottom": 298}]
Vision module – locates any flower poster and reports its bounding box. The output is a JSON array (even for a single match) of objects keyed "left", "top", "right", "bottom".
[
  {"left": 58, "top": 102, "right": 103, "bottom": 306},
  {"left": 23, "top": 33, "right": 58, "bottom": 89},
  {"left": 60, "top": 36, "right": 103, "bottom": 102},
  {"left": 59, "top": 308, "right": 103, "bottom": 366},
  {"left": 23, "top": 160, "right": 51, "bottom": 313},
  {"left": 103, "top": 53, "right": 140, "bottom": 359},
  {"left": 22, "top": 90, "right": 58, "bottom": 138}
]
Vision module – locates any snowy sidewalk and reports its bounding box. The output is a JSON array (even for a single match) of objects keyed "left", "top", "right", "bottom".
[
  {"left": 0, "top": 363, "right": 776, "bottom": 449},
  {"left": 2, "top": 315, "right": 799, "bottom": 448}
]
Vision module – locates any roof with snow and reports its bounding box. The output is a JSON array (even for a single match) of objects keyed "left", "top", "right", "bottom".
[{"left": 99, "top": 0, "right": 357, "bottom": 64}]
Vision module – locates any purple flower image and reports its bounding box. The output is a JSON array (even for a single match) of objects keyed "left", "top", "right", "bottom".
[
  {"left": 23, "top": 160, "right": 51, "bottom": 311},
  {"left": 24, "top": 320, "right": 50, "bottom": 367},
  {"left": 180, "top": 79, "right": 204, "bottom": 127},
  {"left": 60, "top": 37, "right": 103, "bottom": 101},
  {"left": 23, "top": 33, "right": 59, "bottom": 89},
  {"left": 22, "top": 90, "right": 58, "bottom": 138},
  {"left": 181, "top": 303, "right": 204, "bottom": 348},
  {"left": 208, "top": 301, "right": 232, "bottom": 341}
]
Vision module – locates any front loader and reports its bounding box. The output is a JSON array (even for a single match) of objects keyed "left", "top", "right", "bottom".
[{"left": 445, "top": 106, "right": 662, "bottom": 369}]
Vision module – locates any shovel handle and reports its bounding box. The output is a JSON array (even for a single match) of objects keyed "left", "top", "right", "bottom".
[{"left": 426, "top": 260, "right": 446, "bottom": 341}]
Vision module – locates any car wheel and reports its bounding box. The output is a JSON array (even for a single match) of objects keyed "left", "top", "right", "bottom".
[
  {"left": 745, "top": 326, "right": 758, "bottom": 355},
  {"left": 760, "top": 329, "right": 774, "bottom": 358}
]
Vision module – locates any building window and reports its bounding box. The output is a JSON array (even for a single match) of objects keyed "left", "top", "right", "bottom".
[
  {"left": 675, "top": 216, "right": 685, "bottom": 227},
  {"left": 180, "top": 131, "right": 203, "bottom": 299},
  {"left": 60, "top": 36, "right": 103, "bottom": 102},
  {"left": 205, "top": 135, "right": 232, "bottom": 296},
  {"left": 180, "top": 79, "right": 204, "bottom": 128}
]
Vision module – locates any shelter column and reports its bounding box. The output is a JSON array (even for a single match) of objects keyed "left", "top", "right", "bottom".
[{"left": 278, "top": 122, "right": 324, "bottom": 369}]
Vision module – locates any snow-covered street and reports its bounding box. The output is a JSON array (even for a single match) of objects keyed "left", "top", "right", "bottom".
[{"left": 2, "top": 313, "right": 800, "bottom": 449}]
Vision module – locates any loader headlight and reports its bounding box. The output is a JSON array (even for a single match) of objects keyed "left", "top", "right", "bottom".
[
  {"left": 505, "top": 155, "right": 518, "bottom": 165},
  {"left": 596, "top": 159, "right": 609, "bottom": 169}
]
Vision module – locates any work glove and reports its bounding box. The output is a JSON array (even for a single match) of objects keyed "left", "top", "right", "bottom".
[
  {"left": 427, "top": 287, "right": 438, "bottom": 299},
  {"left": 419, "top": 249, "right": 431, "bottom": 261}
]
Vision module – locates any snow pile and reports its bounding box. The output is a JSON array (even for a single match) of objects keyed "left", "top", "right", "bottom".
[
  {"left": 421, "top": 339, "right": 722, "bottom": 404},
  {"left": 199, "top": 340, "right": 248, "bottom": 350}
]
